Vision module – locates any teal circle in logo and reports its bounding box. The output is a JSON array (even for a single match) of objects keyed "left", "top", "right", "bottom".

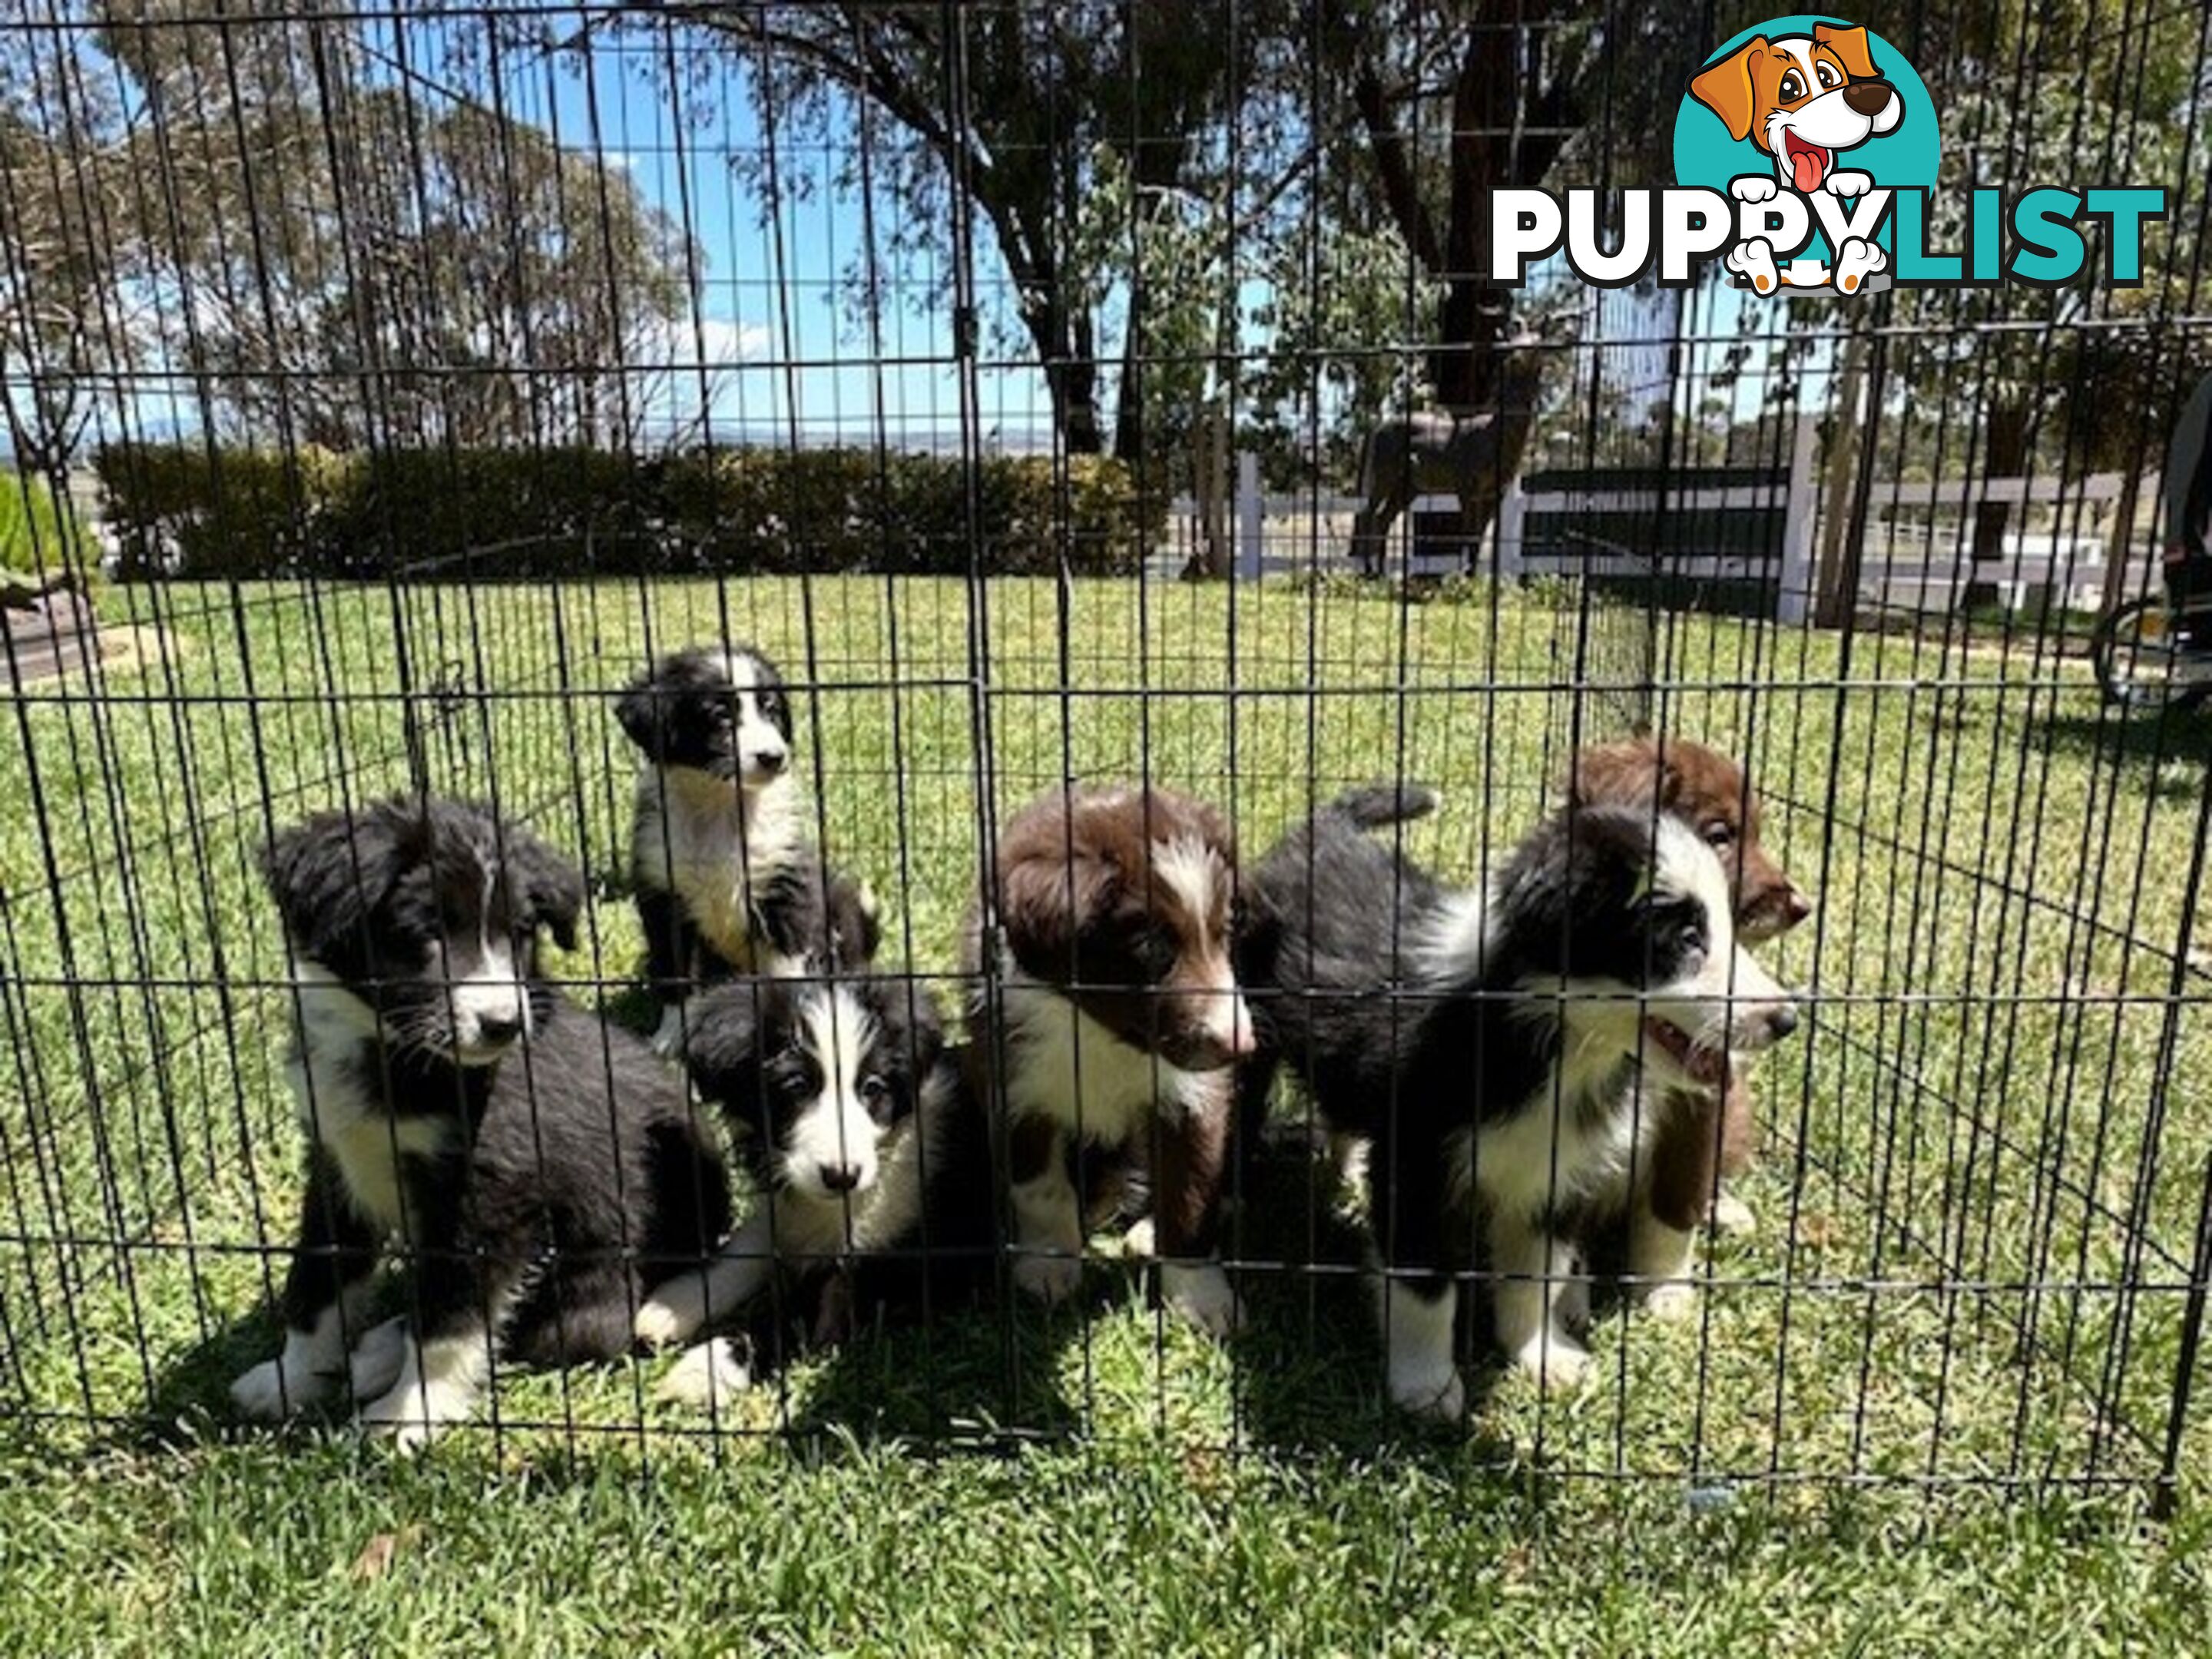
[{"left": 1674, "top": 16, "right": 1939, "bottom": 265}]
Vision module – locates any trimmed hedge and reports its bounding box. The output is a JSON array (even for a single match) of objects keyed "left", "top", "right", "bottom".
[{"left": 94, "top": 443, "right": 1160, "bottom": 580}]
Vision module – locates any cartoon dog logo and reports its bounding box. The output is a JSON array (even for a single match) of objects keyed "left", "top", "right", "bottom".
[{"left": 1688, "top": 22, "right": 1904, "bottom": 294}]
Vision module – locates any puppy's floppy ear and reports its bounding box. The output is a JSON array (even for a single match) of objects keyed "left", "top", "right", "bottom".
[
  {"left": 505, "top": 827, "right": 584, "bottom": 953},
  {"left": 902, "top": 982, "right": 945, "bottom": 1076},
  {"left": 259, "top": 810, "right": 397, "bottom": 963},
  {"left": 614, "top": 671, "right": 668, "bottom": 758},
  {"left": 682, "top": 984, "right": 765, "bottom": 1104},
  {"left": 997, "top": 846, "right": 1118, "bottom": 981},
  {"left": 1813, "top": 22, "right": 1878, "bottom": 81},
  {"left": 1690, "top": 38, "right": 1767, "bottom": 142},
  {"left": 1229, "top": 882, "right": 1281, "bottom": 983},
  {"left": 1566, "top": 737, "right": 1677, "bottom": 813}
]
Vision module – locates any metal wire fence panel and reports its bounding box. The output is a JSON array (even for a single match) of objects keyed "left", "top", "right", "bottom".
[{"left": 0, "top": 1, "right": 2207, "bottom": 1508}]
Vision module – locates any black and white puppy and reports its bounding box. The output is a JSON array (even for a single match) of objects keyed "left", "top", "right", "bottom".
[
  {"left": 633, "top": 968, "right": 989, "bottom": 1385},
  {"left": 617, "top": 644, "right": 877, "bottom": 1053},
  {"left": 230, "top": 796, "right": 731, "bottom": 1449},
  {"left": 1238, "top": 790, "right": 1800, "bottom": 1419}
]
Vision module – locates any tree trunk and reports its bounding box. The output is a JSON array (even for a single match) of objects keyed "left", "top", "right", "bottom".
[
  {"left": 1812, "top": 327, "right": 1873, "bottom": 629},
  {"left": 995, "top": 204, "right": 1107, "bottom": 456},
  {"left": 1111, "top": 276, "right": 1147, "bottom": 466},
  {"left": 1047, "top": 353, "right": 1105, "bottom": 456},
  {"left": 1429, "top": 277, "right": 1515, "bottom": 414},
  {"left": 1021, "top": 285, "right": 1102, "bottom": 454},
  {"left": 1962, "top": 399, "right": 2030, "bottom": 611}
]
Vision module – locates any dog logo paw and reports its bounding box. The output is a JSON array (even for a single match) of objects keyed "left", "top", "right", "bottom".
[
  {"left": 1725, "top": 238, "right": 1780, "bottom": 294},
  {"left": 1836, "top": 237, "right": 1888, "bottom": 293}
]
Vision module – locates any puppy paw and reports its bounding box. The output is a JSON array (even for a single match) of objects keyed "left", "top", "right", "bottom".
[
  {"left": 1708, "top": 1190, "right": 1757, "bottom": 1237},
  {"left": 634, "top": 1283, "right": 705, "bottom": 1350},
  {"left": 1389, "top": 1364, "right": 1466, "bottom": 1424},
  {"left": 1729, "top": 174, "right": 1779, "bottom": 204},
  {"left": 1725, "top": 237, "right": 1780, "bottom": 295},
  {"left": 347, "top": 1316, "right": 409, "bottom": 1402},
  {"left": 358, "top": 1377, "right": 472, "bottom": 1454},
  {"left": 1827, "top": 169, "right": 1873, "bottom": 198},
  {"left": 1642, "top": 1280, "right": 1699, "bottom": 1323},
  {"left": 1161, "top": 1261, "right": 1242, "bottom": 1339},
  {"left": 230, "top": 1356, "right": 327, "bottom": 1420},
  {"left": 1013, "top": 1250, "right": 1084, "bottom": 1306},
  {"left": 1511, "top": 1333, "right": 1592, "bottom": 1392},
  {"left": 657, "top": 1337, "right": 753, "bottom": 1409},
  {"left": 1836, "top": 237, "right": 1888, "bottom": 293},
  {"left": 648, "top": 1005, "right": 687, "bottom": 1060}
]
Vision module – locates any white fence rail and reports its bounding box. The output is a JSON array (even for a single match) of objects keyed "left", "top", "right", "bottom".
[{"left": 1164, "top": 439, "right": 2154, "bottom": 623}]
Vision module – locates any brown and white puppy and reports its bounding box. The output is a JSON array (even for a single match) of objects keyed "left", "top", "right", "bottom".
[
  {"left": 962, "top": 784, "right": 1252, "bottom": 1336},
  {"left": 1565, "top": 736, "right": 1812, "bottom": 1300}
]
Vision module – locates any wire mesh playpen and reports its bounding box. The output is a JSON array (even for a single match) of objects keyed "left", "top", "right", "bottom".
[{"left": 2, "top": 2, "right": 2208, "bottom": 1508}]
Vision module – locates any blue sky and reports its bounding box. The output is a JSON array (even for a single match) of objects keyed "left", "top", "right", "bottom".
[
  {"left": 514, "top": 24, "right": 1055, "bottom": 450},
  {"left": 45, "top": 15, "right": 1800, "bottom": 460},
  {"left": 525, "top": 26, "right": 1797, "bottom": 450}
]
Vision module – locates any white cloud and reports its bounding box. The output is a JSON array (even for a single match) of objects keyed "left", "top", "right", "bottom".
[{"left": 691, "top": 316, "right": 770, "bottom": 365}]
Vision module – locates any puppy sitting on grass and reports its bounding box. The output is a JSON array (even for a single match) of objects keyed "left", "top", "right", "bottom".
[{"left": 231, "top": 796, "right": 730, "bottom": 1450}]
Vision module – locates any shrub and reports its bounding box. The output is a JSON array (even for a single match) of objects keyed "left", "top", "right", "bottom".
[
  {"left": 95, "top": 442, "right": 1159, "bottom": 581},
  {"left": 1, "top": 469, "right": 94, "bottom": 581}
]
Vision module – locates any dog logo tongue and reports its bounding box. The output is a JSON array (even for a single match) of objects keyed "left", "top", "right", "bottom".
[{"left": 1786, "top": 134, "right": 1829, "bottom": 192}]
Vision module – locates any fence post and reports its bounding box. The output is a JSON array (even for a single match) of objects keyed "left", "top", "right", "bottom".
[
  {"left": 1777, "top": 406, "right": 1819, "bottom": 625},
  {"left": 2102, "top": 466, "right": 2152, "bottom": 616},
  {"left": 1496, "top": 476, "right": 1525, "bottom": 583},
  {"left": 1234, "top": 451, "right": 1263, "bottom": 581}
]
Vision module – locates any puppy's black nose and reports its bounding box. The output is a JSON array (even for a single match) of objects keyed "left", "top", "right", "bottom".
[
  {"left": 1843, "top": 79, "right": 1892, "bottom": 116},
  {"left": 477, "top": 1012, "right": 523, "bottom": 1045},
  {"left": 818, "top": 1163, "right": 861, "bottom": 1194},
  {"left": 751, "top": 749, "right": 786, "bottom": 774},
  {"left": 1767, "top": 1005, "right": 1800, "bottom": 1041}
]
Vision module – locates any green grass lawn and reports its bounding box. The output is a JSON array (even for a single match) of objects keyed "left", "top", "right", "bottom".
[{"left": 2, "top": 574, "right": 2209, "bottom": 1653}]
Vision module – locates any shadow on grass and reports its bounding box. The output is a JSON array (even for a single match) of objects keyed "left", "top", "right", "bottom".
[
  {"left": 2032, "top": 707, "right": 2212, "bottom": 773},
  {"left": 1216, "top": 1145, "right": 1527, "bottom": 1469},
  {"left": 744, "top": 1257, "right": 1096, "bottom": 1451},
  {"left": 123, "top": 1308, "right": 280, "bottom": 1450},
  {"left": 104, "top": 1144, "right": 1560, "bottom": 1482},
  {"left": 717, "top": 1144, "right": 1529, "bottom": 1471}
]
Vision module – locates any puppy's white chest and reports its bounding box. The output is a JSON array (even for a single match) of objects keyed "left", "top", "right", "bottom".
[
  {"left": 289, "top": 1047, "right": 452, "bottom": 1240},
  {"left": 635, "top": 772, "right": 791, "bottom": 967},
  {"left": 1461, "top": 1058, "right": 1645, "bottom": 1224},
  {"left": 668, "top": 802, "right": 757, "bottom": 961},
  {"left": 1002, "top": 985, "right": 1207, "bottom": 1144}
]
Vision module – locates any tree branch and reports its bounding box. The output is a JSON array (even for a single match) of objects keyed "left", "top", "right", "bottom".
[
  {"left": 644, "top": 4, "right": 988, "bottom": 186},
  {"left": 1317, "top": 0, "right": 1441, "bottom": 273}
]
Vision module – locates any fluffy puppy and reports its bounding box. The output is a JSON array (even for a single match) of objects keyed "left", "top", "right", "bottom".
[
  {"left": 230, "top": 796, "right": 730, "bottom": 1450},
  {"left": 963, "top": 783, "right": 1252, "bottom": 1337},
  {"left": 1239, "top": 792, "right": 1800, "bottom": 1417},
  {"left": 617, "top": 644, "right": 877, "bottom": 1052},
  {"left": 632, "top": 969, "right": 990, "bottom": 1376},
  {"left": 1566, "top": 736, "right": 1812, "bottom": 1250}
]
